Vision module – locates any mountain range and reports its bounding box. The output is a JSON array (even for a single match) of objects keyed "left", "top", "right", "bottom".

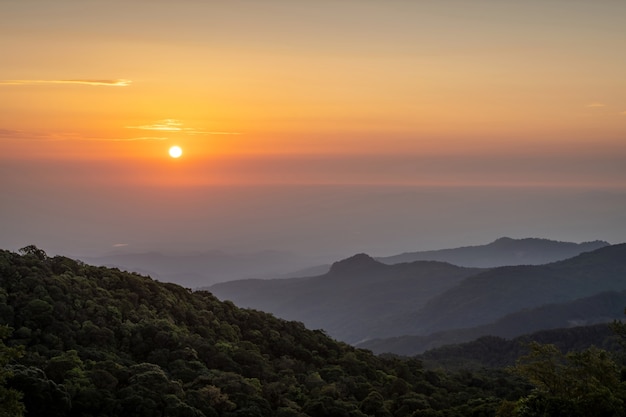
[
  {"left": 359, "top": 290, "right": 626, "bottom": 355},
  {"left": 78, "top": 237, "right": 609, "bottom": 289},
  {"left": 376, "top": 237, "right": 609, "bottom": 267},
  {"left": 209, "top": 240, "right": 626, "bottom": 351},
  {"left": 210, "top": 255, "right": 483, "bottom": 344}
]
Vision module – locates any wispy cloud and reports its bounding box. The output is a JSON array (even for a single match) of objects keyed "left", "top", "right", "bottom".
[
  {"left": 0, "top": 128, "right": 23, "bottom": 137},
  {"left": 0, "top": 128, "right": 168, "bottom": 142},
  {"left": 127, "top": 119, "right": 184, "bottom": 132},
  {"left": 1, "top": 118, "right": 240, "bottom": 143},
  {"left": 196, "top": 131, "right": 242, "bottom": 136},
  {"left": 621, "top": 111, "right": 626, "bottom": 116},
  {"left": 0, "top": 79, "right": 132, "bottom": 87},
  {"left": 117, "top": 136, "right": 169, "bottom": 141},
  {"left": 586, "top": 102, "right": 606, "bottom": 108},
  {"left": 127, "top": 119, "right": 241, "bottom": 135},
  {"left": 112, "top": 243, "right": 129, "bottom": 248}
]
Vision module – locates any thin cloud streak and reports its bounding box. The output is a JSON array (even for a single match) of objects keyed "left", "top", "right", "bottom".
[
  {"left": 0, "top": 79, "right": 132, "bottom": 86},
  {"left": 126, "top": 119, "right": 183, "bottom": 131},
  {"left": 0, "top": 128, "right": 167, "bottom": 142},
  {"left": 586, "top": 102, "right": 606, "bottom": 108},
  {"left": 127, "top": 119, "right": 241, "bottom": 135}
]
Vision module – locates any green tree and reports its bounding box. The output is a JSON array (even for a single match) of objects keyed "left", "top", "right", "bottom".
[
  {"left": 0, "top": 326, "right": 24, "bottom": 417},
  {"left": 17, "top": 246, "right": 47, "bottom": 261},
  {"left": 512, "top": 342, "right": 625, "bottom": 417}
]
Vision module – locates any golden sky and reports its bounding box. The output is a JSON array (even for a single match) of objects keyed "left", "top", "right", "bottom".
[
  {"left": 2, "top": 0, "right": 625, "bottom": 187},
  {"left": 2, "top": 1, "right": 626, "bottom": 257}
]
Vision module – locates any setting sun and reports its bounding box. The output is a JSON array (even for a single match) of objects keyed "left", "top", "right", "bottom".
[{"left": 168, "top": 146, "right": 183, "bottom": 158}]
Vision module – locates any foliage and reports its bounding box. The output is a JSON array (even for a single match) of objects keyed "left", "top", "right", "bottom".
[
  {"left": 507, "top": 342, "right": 626, "bottom": 417},
  {"left": 0, "top": 326, "right": 24, "bottom": 417},
  {"left": 415, "top": 324, "right": 621, "bottom": 371}
]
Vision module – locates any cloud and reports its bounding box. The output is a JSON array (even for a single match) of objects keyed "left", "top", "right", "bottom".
[
  {"left": 0, "top": 128, "right": 168, "bottom": 142},
  {"left": 117, "top": 136, "right": 169, "bottom": 141},
  {"left": 127, "top": 119, "right": 183, "bottom": 131},
  {"left": 112, "top": 243, "right": 129, "bottom": 247},
  {"left": 0, "top": 128, "right": 23, "bottom": 138},
  {"left": 0, "top": 79, "right": 131, "bottom": 86},
  {"left": 127, "top": 119, "right": 241, "bottom": 135},
  {"left": 586, "top": 102, "right": 606, "bottom": 108},
  {"left": 621, "top": 111, "right": 626, "bottom": 116}
]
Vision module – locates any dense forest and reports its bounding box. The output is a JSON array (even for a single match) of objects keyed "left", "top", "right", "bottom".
[{"left": 1, "top": 246, "right": 625, "bottom": 417}]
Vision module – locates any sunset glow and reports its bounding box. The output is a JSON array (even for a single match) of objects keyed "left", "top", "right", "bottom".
[{"left": 2, "top": 0, "right": 626, "bottom": 257}]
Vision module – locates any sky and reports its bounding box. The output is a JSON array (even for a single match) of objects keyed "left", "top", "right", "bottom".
[{"left": 1, "top": 0, "right": 626, "bottom": 262}]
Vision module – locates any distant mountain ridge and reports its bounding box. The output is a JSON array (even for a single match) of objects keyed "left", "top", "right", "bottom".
[
  {"left": 275, "top": 237, "right": 610, "bottom": 278},
  {"left": 210, "top": 243, "right": 626, "bottom": 348},
  {"left": 392, "top": 243, "right": 626, "bottom": 338},
  {"left": 377, "top": 237, "right": 609, "bottom": 267},
  {"left": 358, "top": 290, "right": 626, "bottom": 355},
  {"left": 209, "top": 256, "right": 483, "bottom": 344},
  {"left": 79, "top": 237, "right": 609, "bottom": 288}
]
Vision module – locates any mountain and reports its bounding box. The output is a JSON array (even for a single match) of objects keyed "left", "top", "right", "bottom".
[
  {"left": 273, "top": 237, "right": 609, "bottom": 279},
  {"left": 79, "top": 237, "right": 608, "bottom": 289},
  {"left": 210, "top": 244, "right": 626, "bottom": 347},
  {"left": 386, "top": 243, "right": 626, "bottom": 338},
  {"left": 80, "top": 249, "right": 323, "bottom": 288},
  {"left": 358, "top": 290, "right": 626, "bottom": 355},
  {"left": 377, "top": 237, "right": 610, "bottom": 267},
  {"left": 0, "top": 247, "right": 534, "bottom": 417},
  {"left": 209, "top": 255, "right": 484, "bottom": 344}
]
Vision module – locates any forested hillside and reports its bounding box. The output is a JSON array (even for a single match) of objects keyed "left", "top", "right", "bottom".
[
  {"left": 415, "top": 323, "right": 622, "bottom": 370},
  {"left": 0, "top": 247, "right": 527, "bottom": 417}
]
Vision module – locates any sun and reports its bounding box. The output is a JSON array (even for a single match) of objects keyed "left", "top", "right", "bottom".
[{"left": 168, "top": 145, "right": 183, "bottom": 158}]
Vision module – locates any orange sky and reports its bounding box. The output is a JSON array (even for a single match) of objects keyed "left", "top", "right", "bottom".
[
  {"left": 2, "top": 0, "right": 626, "bottom": 256},
  {"left": 2, "top": 1, "right": 626, "bottom": 186}
]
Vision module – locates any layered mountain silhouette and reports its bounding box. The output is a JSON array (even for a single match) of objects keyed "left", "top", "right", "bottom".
[
  {"left": 210, "top": 255, "right": 482, "bottom": 344},
  {"left": 377, "top": 237, "right": 609, "bottom": 267},
  {"left": 210, "top": 242, "right": 626, "bottom": 349},
  {"left": 358, "top": 290, "right": 626, "bottom": 355},
  {"left": 80, "top": 237, "right": 609, "bottom": 288}
]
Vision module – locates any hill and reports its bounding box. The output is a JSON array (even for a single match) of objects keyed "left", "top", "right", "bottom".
[
  {"left": 388, "top": 243, "right": 626, "bottom": 338},
  {"left": 209, "top": 255, "right": 483, "bottom": 344},
  {"left": 210, "top": 244, "right": 626, "bottom": 345},
  {"left": 358, "top": 290, "right": 626, "bottom": 355},
  {"left": 377, "top": 237, "right": 609, "bottom": 267},
  {"left": 0, "top": 246, "right": 533, "bottom": 417},
  {"left": 273, "top": 237, "right": 608, "bottom": 280}
]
